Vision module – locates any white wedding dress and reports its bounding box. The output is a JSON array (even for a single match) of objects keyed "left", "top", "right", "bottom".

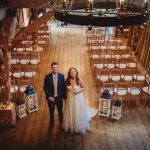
[{"left": 63, "top": 85, "right": 98, "bottom": 134}]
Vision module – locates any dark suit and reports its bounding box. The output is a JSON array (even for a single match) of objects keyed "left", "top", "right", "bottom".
[{"left": 43, "top": 72, "right": 67, "bottom": 125}]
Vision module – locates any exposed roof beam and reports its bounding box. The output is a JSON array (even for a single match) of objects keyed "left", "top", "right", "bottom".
[
  {"left": 7, "top": 0, "right": 50, "bottom": 9},
  {"left": 0, "top": 8, "right": 7, "bottom": 21},
  {"left": 12, "top": 11, "right": 53, "bottom": 42}
]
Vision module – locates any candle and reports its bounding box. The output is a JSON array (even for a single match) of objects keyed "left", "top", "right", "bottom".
[
  {"left": 89, "top": 0, "right": 93, "bottom": 4},
  {"left": 63, "top": 0, "right": 66, "bottom": 8},
  {"left": 89, "top": 0, "right": 93, "bottom": 10},
  {"left": 120, "top": 0, "right": 124, "bottom": 3},
  {"left": 120, "top": 0, "right": 124, "bottom": 13},
  {"left": 145, "top": 0, "right": 148, "bottom": 11}
]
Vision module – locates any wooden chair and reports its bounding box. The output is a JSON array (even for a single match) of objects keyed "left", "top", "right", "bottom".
[
  {"left": 11, "top": 52, "right": 19, "bottom": 65},
  {"left": 100, "top": 82, "right": 115, "bottom": 96},
  {"left": 95, "top": 28, "right": 106, "bottom": 38},
  {"left": 90, "top": 49, "right": 101, "bottom": 59},
  {"left": 17, "top": 79, "right": 31, "bottom": 97},
  {"left": 114, "top": 82, "right": 129, "bottom": 102},
  {"left": 116, "top": 58, "right": 127, "bottom": 69},
  {"left": 87, "top": 34, "right": 97, "bottom": 44},
  {"left": 133, "top": 74, "right": 146, "bottom": 82},
  {"left": 126, "top": 81, "right": 144, "bottom": 106},
  {"left": 141, "top": 83, "right": 150, "bottom": 105},
  {"left": 22, "top": 65, "right": 38, "bottom": 88},
  {"left": 97, "top": 34, "right": 106, "bottom": 42},
  {"left": 105, "top": 58, "right": 116, "bottom": 69},
  {"left": 89, "top": 42, "right": 100, "bottom": 51},
  {"left": 93, "top": 58, "right": 105, "bottom": 70},
  {"left": 110, "top": 69, "right": 123, "bottom": 82},
  {"left": 30, "top": 52, "right": 40, "bottom": 65},
  {"left": 11, "top": 65, "right": 24, "bottom": 79},
  {"left": 18, "top": 52, "right": 30, "bottom": 65},
  {"left": 22, "top": 64, "right": 38, "bottom": 78},
  {"left": 121, "top": 68, "right": 135, "bottom": 82},
  {"left": 96, "top": 69, "right": 110, "bottom": 87},
  {"left": 10, "top": 79, "right": 19, "bottom": 101},
  {"left": 128, "top": 61, "right": 137, "bottom": 69}
]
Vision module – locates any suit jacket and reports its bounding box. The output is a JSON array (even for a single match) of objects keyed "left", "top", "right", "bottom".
[{"left": 43, "top": 72, "right": 67, "bottom": 101}]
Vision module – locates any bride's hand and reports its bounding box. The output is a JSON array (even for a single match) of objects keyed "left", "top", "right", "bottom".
[
  {"left": 66, "top": 86, "right": 72, "bottom": 90},
  {"left": 72, "top": 89, "right": 82, "bottom": 94},
  {"left": 71, "top": 89, "right": 76, "bottom": 94}
]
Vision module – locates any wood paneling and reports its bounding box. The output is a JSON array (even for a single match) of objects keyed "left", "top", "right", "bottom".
[{"left": 136, "top": 19, "right": 150, "bottom": 73}]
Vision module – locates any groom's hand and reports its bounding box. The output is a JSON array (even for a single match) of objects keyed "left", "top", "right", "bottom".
[
  {"left": 49, "top": 97, "right": 55, "bottom": 102},
  {"left": 62, "top": 99, "right": 66, "bottom": 103}
]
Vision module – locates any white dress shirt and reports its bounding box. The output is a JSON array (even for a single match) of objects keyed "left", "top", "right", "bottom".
[{"left": 52, "top": 73, "right": 58, "bottom": 97}]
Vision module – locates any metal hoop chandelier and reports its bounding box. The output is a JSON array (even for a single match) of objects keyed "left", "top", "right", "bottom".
[{"left": 54, "top": 0, "right": 150, "bottom": 27}]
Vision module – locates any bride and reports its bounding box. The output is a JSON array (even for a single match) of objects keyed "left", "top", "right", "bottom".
[{"left": 63, "top": 68, "right": 97, "bottom": 134}]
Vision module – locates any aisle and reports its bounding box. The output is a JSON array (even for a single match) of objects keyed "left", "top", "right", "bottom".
[{"left": 41, "top": 23, "right": 99, "bottom": 108}]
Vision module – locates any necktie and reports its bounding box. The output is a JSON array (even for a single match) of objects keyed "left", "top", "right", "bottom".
[{"left": 53, "top": 74, "right": 57, "bottom": 97}]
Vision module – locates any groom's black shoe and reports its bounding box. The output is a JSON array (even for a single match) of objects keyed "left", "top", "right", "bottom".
[
  {"left": 50, "top": 123, "right": 54, "bottom": 128},
  {"left": 59, "top": 124, "right": 62, "bottom": 129}
]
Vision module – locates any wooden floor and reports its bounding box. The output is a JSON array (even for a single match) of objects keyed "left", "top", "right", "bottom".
[{"left": 0, "top": 23, "right": 150, "bottom": 150}]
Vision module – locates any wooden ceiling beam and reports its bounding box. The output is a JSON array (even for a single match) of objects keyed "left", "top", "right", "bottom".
[
  {"left": 7, "top": 0, "right": 50, "bottom": 9},
  {"left": 12, "top": 11, "right": 53, "bottom": 42}
]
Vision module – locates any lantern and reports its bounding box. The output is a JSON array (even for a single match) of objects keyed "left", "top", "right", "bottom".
[{"left": 99, "top": 89, "right": 111, "bottom": 117}]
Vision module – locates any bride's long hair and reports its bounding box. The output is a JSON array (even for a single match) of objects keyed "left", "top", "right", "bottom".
[{"left": 66, "top": 68, "right": 80, "bottom": 86}]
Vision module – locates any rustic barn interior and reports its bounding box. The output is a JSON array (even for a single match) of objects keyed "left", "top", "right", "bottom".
[{"left": 0, "top": 0, "right": 150, "bottom": 150}]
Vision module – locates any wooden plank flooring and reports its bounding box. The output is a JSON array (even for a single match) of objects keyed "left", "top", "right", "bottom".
[{"left": 0, "top": 23, "right": 150, "bottom": 150}]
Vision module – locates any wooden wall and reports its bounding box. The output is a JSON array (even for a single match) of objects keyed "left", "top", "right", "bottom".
[{"left": 136, "top": 19, "right": 150, "bottom": 74}]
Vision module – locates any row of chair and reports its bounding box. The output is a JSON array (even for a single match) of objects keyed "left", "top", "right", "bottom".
[
  {"left": 9, "top": 23, "right": 51, "bottom": 101},
  {"left": 86, "top": 27, "right": 150, "bottom": 106},
  {"left": 11, "top": 52, "right": 40, "bottom": 65},
  {"left": 100, "top": 81, "right": 150, "bottom": 106},
  {"left": 91, "top": 58, "right": 137, "bottom": 70}
]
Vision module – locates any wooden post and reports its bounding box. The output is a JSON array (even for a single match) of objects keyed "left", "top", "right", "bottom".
[
  {"left": 1, "top": 18, "right": 12, "bottom": 102},
  {"left": 31, "top": 9, "right": 39, "bottom": 45},
  {"left": 128, "top": 26, "right": 134, "bottom": 46},
  {"left": 135, "top": 19, "right": 150, "bottom": 73},
  {"left": 0, "top": 9, "right": 18, "bottom": 102}
]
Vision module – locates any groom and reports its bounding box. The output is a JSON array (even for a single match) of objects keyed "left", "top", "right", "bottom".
[{"left": 43, "top": 62, "right": 67, "bottom": 128}]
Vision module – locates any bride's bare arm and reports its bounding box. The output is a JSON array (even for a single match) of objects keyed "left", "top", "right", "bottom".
[
  {"left": 74, "top": 78, "right": 85, "bottom": 94},
  {"left": 79, "top": 78, "right": 85, "bottom": 89}
]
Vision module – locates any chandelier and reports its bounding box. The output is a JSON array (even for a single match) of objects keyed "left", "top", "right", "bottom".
[{"left": 53, "top": 0, "right": 150, "bottom": 27}]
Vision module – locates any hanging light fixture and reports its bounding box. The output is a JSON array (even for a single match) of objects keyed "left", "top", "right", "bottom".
[{"left": 54, "top": 0, "right": 150, "bottom": 27}]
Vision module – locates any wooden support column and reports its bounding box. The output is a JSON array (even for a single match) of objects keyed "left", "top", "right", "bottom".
[
  {"left": 31, "top": 9, "right": 39, "bottom": 44},
  {"left": 12, "top": 11, "right": 53, "bottom": 43},
  {"left": 128, "top": 26, "right": 134, "bottom": 46},
  {"left": 136, "top": 19, "right": 150, "bottom": 73},
  {"left": 1, "top": 18, "right": 12, "bottom": 102},
  {"left": 0, "top": 9, "right": 18, "bottom": 102}
]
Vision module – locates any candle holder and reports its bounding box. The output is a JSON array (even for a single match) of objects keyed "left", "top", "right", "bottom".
[
  {"left": 99, "top": 89, "right": 112, "bottom": 117},
  {"left": 24, "top": 85, "right": 38, "bottom": 113},
  {"left": 54, "top": 1, "right": 149, "bottom": 27},
  {"left": 120, "top": 0, "right": 124, "bottom": 14},
  {"left": 145, "top": 1, "right": 148, "bottom": 12},
  {"left": 63, "top": 0, "right": 67, "bottom": 9},
  {"left": 89, "top": 0, "right": 93, "bottom": 10},
  {"left": 111, "top": 100, "right": 122, "bottom": 120},
  {"left": 16, "top": 98, "right": 27, "bottom": 119},
  {"left": 0, "top": 102, "right": 16, "bottom": 127}
]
